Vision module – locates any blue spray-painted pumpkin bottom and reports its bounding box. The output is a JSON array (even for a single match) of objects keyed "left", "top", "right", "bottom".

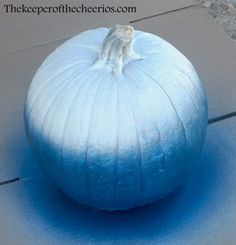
[{"left": 24, "top": 25, "right": 208, "bottom": 210}]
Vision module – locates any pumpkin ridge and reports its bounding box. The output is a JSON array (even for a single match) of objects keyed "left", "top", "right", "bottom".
[
  {"left": 163, "top": 41, "right": 206, "bottom": 102},
  {"left": 140, "top": 62, "right": 200, "bottom": 126},
  {"left": 28, "top": 65, "right": 90, "bottom": 115},
  {"left": 163, "top": 65, "right": 205, "bottom": 146},
  {"left": 154, "top": 61, "right": 204, "bottom": 110},
  {"left": 120, "top": 76, "right": 144, "bottom": 195},
  {"left": 135, "top": 61, "right": 203, "bottom": 159},
  {"left": 59, "top": 71, "right": 100, "bottom": 181},
  {"left": 29, "top": 71, "right": 79, "bottom": 162},
  {"left": 126, "top": 70, "right": 165, "bottom": 173},
  {"left": 36, "top": 69, "right": 90, "bottom": 139},
  {"left": 135, "top": 68, "right": 187, "bottom": 167},
  {"left": 175, "top": 65, "right": 207, "bottom": 105},
  {"left": 84, "top": 74, "right": 107, "bottom": 205},
  {"left": 139, "top": 56, "right": 205, "bottom": 104},
  {"left": 28, "top": 53, "right": 92, "bottom": 96},
  {"left": 113, "top": 77, "right": 120, "bottom": 208},
  {"left": 37, "top": 71, "right": 95, "bottom": 180},
  {"left": 70, "top": 71, "right": 105, "bottom": 201}
]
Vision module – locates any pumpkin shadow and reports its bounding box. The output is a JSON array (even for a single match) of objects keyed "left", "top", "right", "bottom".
[{"left": 13, "top": 128, "right": 220, "bottom": 244}]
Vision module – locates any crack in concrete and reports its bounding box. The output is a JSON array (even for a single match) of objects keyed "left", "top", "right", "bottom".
[
  {"left": 208, "top": 111, "right": 236, "bottom": 124},
  {"left": 0, "top": 177, "right": 20, "bottom": 186},
  {"left": 0, "top": 174, "right": 43, "bottom": 187},
  {"left": 129, "top": 4, "right": 198, "bottom": 23}
]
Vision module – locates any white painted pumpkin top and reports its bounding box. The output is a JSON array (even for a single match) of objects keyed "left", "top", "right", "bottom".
[{"left": 26, "top": 26, "right": 206, "bottom": 150}]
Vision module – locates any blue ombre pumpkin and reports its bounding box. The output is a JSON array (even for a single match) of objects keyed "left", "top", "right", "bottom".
[{"left": 24, "top": 25, "right": 208, "bottom": 210}]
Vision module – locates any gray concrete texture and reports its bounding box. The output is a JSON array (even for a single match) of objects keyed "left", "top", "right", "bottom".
[
  {"left": 0, "top": 0, "right": 194, "bottom": 54},
  {"left": 196, "top": 0, "right": 236, "bottom": 39},
  {"left": 0, "top": 1, "right": 236, "bottom": 244}
]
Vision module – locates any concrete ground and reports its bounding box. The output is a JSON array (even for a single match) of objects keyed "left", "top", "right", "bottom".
[
  {"left": 196, "top": 0, "right": 236, "bottom": 39},
  {"left": 0, "top": 1, "right": 236, "bottom": 244}
]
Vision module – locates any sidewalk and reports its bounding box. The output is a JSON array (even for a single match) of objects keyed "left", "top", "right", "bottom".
[{"left": 0, "top": 1, "right": 236, "bottom": 244}]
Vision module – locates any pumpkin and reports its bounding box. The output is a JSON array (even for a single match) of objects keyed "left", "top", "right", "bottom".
[{"left": 24, "top": 25, "right": 208, "bottom": 210}]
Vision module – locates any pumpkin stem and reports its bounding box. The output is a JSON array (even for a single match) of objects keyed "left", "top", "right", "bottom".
[{"left": 96, "top": 25, "right": 142, "bottom": 75}]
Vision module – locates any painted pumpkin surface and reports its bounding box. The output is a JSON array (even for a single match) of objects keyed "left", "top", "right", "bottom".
[{"left": 24, "top": 25, "right": 208, "bottom": 210}]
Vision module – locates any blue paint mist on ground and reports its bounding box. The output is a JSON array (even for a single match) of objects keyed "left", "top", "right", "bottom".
[{"left": 9, "top": 127, "right": 224, "bottom": 244}]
